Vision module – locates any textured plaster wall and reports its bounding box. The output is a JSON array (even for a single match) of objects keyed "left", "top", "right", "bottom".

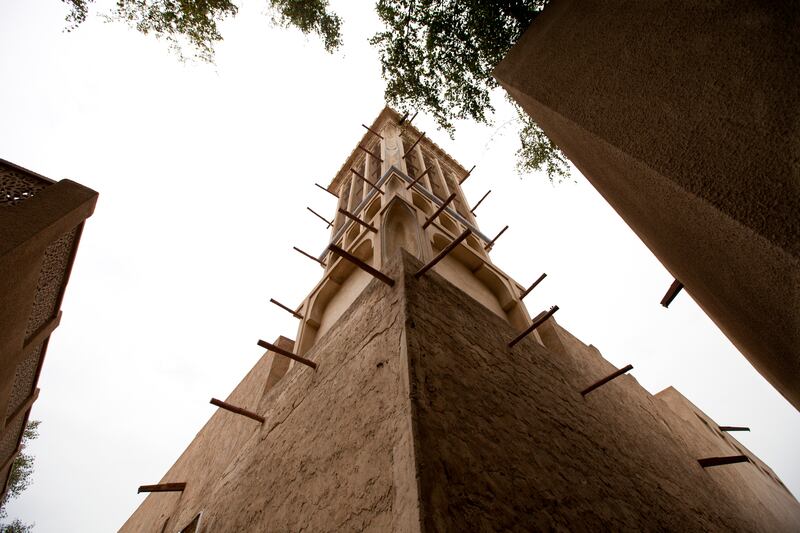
[
  {"left": 122, "top": 251, "right": 800, "bottom": 532},
  {"left": 494, "top": 0, "right": 800, "bottom": 409}
]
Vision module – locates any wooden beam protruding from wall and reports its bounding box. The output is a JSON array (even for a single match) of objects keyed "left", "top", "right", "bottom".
[
  {"left": 293, "top": 246, "right": 326, "bottom": 267},
  {"left": 257, "top": 339, "right": 318, "bottom": 369},
  {"left": 306, "top": 207, "right": 332, "bottom": 228},
  {"left": 357, "top": 145, "right": 382, "bottom": 162},
  {"left": 719, "top": 426, "right": 751, "bottom": 432},
  {"left": 328, "top": 244, "right": 395, "bottom": 286},
  {"left": 315, "top": 183, "right": 338, "bottom": 198},
  {"left": 361, "top": 124, "right": 384, "bottom": 139},
  {"left": 422, "top": 193, "right": 456, "bottom": 230},
  {"left": 210, "top": 398, "right": 265, "bottom": 423},
  {"left": 406, "top": 168, "right": 431, "bottom": 190},
  {"left": 338, "top": 208, "right": 377, "bottom": 233},
  {"left": 414, "top": 229, "right": 472, "bottom": 279},
  {"left": 402, "top": 132, "right": 425, "bottom": 160},
  {"left": 660, "top": 279, "right": 684, "bottom": 307},
  {"left": 509, "top": 306, "right": 559, "bottom": 348},
  {"left": 470, "top": 190, "right": 491, "bottom": 214},
  {"left": 698, "top": 455, "right": 750, "bottom": 468},
  {"left": 459, "top": 165, "right": 476, "bottom": 185},
  {"left": 580, "top": 364, "right": 634, "bottom": 396},
  {"left": 520, "top": 273, "right": 547, "bottom": 299},
  {"left": 269, "top": 298, "right": 303, "bottom": 320},
  {"left": 138, "top": 483, "right": 186, "bottom": 494},
  {"left": 351, "top": 167, "right": 384, "bottom": 195},
  {"left": 484, "top": 225, "right": 509, "bottom": 250}
]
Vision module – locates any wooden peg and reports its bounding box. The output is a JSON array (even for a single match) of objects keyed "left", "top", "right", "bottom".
[
  {"left": 269, "top": 298, "right": 303, "bottom": 320},
  {"left": 520, "top": 273, "right": 547, "bottom": 299},
  {"left": 422, "top": 193, "right": 456, "bottom": 229},
  {"left": 398, "top": 111, "right": 410, "bottom": 124},
  {"left": 508, "top": 305, "right": 559, "bottom": 348},
  {"left": 338, "top": 208, "right": 377, "bottom": 233},
  {"left": 719, "top": 426, "right": 751, "bottom": 432},
  {"left": 459, "top": 165, "right": 476, "bottom": 184},
  {"left": 351, "top": 167, "right": 384, "bottom": 195},
  {"left": 307, "top": 207, "right": 332, "bottom": 228},
  {"left": 470, "top": 190, "right": 491, "bottom": 214},
  {"left": 415, "top": 229, "right": 472, "bottom": 279},
  {"left": 293, "top": 246, "right": 326, "bottom": 267},
  {"left": 484, "top": 225, "right": 509, "bottom": 250},
  {"left": 358, "top": 144, "right": 383, "bottom": 161},
  {"left": 210, "top": 398, "right": 265, "bottom": 423},
  {"left": 580, "top": 364, "right": 634, "bottom": 396},
  {"left": 138, "top": 483, "right": 186, "bottom": 494},
  {"left": 698, "top": 455, "right": 749, "bottom": 468},
  {"left": 407, "top": 111, "right": 419, "bottom": 124},
  {"left": 315, "top": 183, "right": 338, "bottom": 198},
  {"left": 402, "top": 132, "right": 425, "bottom": 160},
  {"left": 406, "top": 167, "right": 431, "bottom": 190},
  {"left": 660, "top": 279, "right": 683, "bottom": 307},
  {"left": 361, "top": 124, "right": 384, "bottom": 139},
  {"left": 257, "top": 339, "right": 317, "bottom": 369},
  {"left": 328, "top": 244, "right": 395, "bottom": 286}
]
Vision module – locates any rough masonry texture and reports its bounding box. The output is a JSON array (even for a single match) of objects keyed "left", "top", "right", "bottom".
[
  {"left": 494, "top": 0, "right": 800, "bottom": 409},
  {"left": 122, "top": 252, "right": 800, "bottom": 532}
]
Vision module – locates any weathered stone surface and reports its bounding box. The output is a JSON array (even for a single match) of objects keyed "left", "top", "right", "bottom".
[{"left": 121, "top": 251, "right": 800, "bottom": 532}]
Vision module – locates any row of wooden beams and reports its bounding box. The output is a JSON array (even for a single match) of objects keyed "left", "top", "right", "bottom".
[
  {"left": 338, "top": 208, "right": 377, "bottom": 233},
  {"left": 306, "top": 207, "right": 332, "bottom": 228},
  {"left": 520, "top": 273, "right": 547, "bottom": 300},
  {"left": 415, "top": 229, "right": 472, "bottom": 279},
  {"left": 315, "top": 183, "right": 338, "bottom": 198},
  {"left": 328, "top": 244, "right": 395, "bottom": 286},
  {"left": 293, "top": 246, "right": 326, "bottom": 267},
  {"left": 269, "top": 298, "right": 303, "bottom": 320},
  {"left": 422, "top": 193, "right": 456, "bottom": 230},
  {"left": 357, "top": 144, "right": 382, "bottom": 162},
  {"left": 484, "top": 225, "right": 509, "bottom": 250},
  {"left": 661, "top": 279, "right": 683, "bottom": 307},
  {"left": 361, "top": 124, "right": 383, "bottom": 139},
  {"left": 581, "top": 364, "right": 633, "bottom": 396},
  {"left": 258, "top": 339, "right": 317, "bottom": 369},
  {"left": 210, "top": 398, "right": 265, "bottom": 423},
  {"left": 509, "top": 305, "right": 559, "bottom": 348},
  {"left": 351, "top": 167, "right": 384, "bottom": 195},
  {"left": 402, "top": 132, "right": 425, "bottom": 160},
  {"left": 470, "top": 190, "right": 491, "bottom": 214},
  {"left": 405, "top": 167, "right": 431, "bottom": 190}
]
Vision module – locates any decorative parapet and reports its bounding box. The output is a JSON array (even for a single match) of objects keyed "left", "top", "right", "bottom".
[{"left": 0, "top": 161, "right": 55, "bottom": 207}]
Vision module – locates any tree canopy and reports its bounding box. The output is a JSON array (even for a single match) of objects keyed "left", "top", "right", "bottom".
[
  {"left": 0, "top": 420, "right": 40, "bottom": 532},
  {"left": 62, "top": 0, "right": 570, "bottom": 181}
]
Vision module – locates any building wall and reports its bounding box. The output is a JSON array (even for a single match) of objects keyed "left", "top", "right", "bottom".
[
  {"left": 494, "top": 0, "right": 800, "bottom": 409},
  {"left": 122, "top": 251, "right": 800, "bottom": 531}
]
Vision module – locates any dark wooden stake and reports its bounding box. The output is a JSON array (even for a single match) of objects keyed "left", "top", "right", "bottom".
[
  {"left": 307, "top": 207, "right": 332, "bottom": 228},
  {"left": 520, "top": 273, "right": 547, "bottom": 299},
  {"left": 698, "top": 455, "right": 750, "bottom": 468},
  {"left": 508, "top": 305, "right": 559, "bottom": 348},
  {"left": 581, "top": 364, "right": 634, "bottom": 396},
  {"left": 402, "top": 132, "right": 425, "bottom": 160},
  {"left": 660, "top": 279, "right": 684, "bottom": 307},
  {"left": 719, "top": 426, "right": 751, "bottom": 432},
  {"left": 470, "top": 190, "right": 491, "bottom": 214},
  {"left": 398, "top": 111, "right": 410, "bottom": 124},
  {"left": 294, "top": 246, "right": 326, "bottom": 267},
  {"left": 484, "top": 225, "right": 509, "bottom": 250},
  {"left": 459, "top": 165, "right": 476, "bottom": 184},
  {"left": 406, "top": 167, "right": 431, "bottom": 190},
  {"left": 315, "top": 183, "right": 338, "bottom": 198},
  {"left": 361, "top": 124, "right": 384, "bottom": 139},
  {"left": 328, "top": 244, "right": 395, "bottom": 286},
  {"left": 414, "top": 229, "right": 472, "bottom": 279},
  {"left": 358, "top": 144, "right": 383, "bottom": 161},
  {"left": 338, "top": 208, "right": 377, "bottom": 233},
  {"left": 351, "top": 167, "right": 384, "bottom": 195},
  {"left": 210, "top": 398, "right": 265, "bottom": 423},
  {"left": 422, "top": 193, "right": 456, "bottom": 229},
  {"left": 138, "top": 483, "right": 186, "bottom": 494},
  {"left": 407, "top": 111, "right": 419, "bottom": 124},
  {"left": 269, "top": 298, "right": 303, "bottom": 320},
  {"left": 257, "top": 339, "right": 318, "bottom": 369}
]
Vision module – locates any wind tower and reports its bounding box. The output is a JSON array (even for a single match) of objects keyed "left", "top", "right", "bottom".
[{"left": 122, "top": 108, "right": 800, "bottom": 532}]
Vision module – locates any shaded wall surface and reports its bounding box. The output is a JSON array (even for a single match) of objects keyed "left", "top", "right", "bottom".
[
  {"left": 494, "top": 0, "right": 800, "bottom": 409},
  {"left": 121, "top": 252, "right": 799, "bottom": 532},
  {"left": 0, "top": 159, "right": 97, "bottom": 500}
]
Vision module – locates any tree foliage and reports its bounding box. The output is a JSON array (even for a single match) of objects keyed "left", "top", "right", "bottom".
[
  {"left": 0, "top": 420, "right": 40, "bottom": 531},
  {"left": 61, "top": 0, "right": 570, "bottom": 181}
]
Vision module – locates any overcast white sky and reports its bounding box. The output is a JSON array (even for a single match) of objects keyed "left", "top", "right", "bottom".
[{"left": 1, "top": 1, "right": 798, "bottom": 530}]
